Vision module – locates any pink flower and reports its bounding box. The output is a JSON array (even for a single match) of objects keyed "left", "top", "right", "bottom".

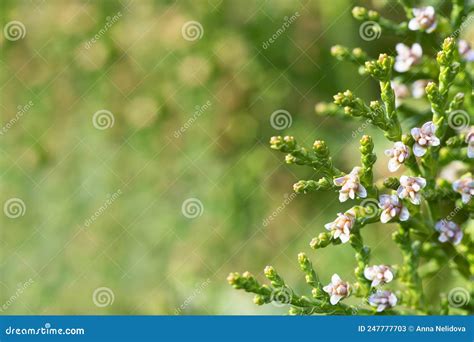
[
  {"left": 333, "top": 167, "right": 367, "bottom": 202},
  {"left": 323, "top": 274, "right": 351, "bottom": 305},
  {"left": 324, "top": 210, "right": 356, "bottom": 244},
  {"left": 411, "top": 121, "right": 440, "bottom": 157},
  {"left": 466, "top": 127, "right": 474, "bottom": 159},
  {"left": 364, "top": 265, "right": 394, "bottom": 287},
  {"left": 452, "top": 175, "right": 473, "bottom": 204},
  {"left": 369, "top": 290, "right": 398, "bottom": 312},
  {"left": 459, "top": 40, "right": 474, "bottom": 62},
  {"left": 435, "top": 220, "right": 463, "bottom": 245},
  {"left": 408, "top": 6, "right": 437, "bottom": 33},
  {"left": 385, "top": 142, "right": 410, "bottom": 172},
  {"left": 395, "top": 43, "right": 423, "bottom": 72},
  {"left": 397, "top": 176, "right": 426, "bottom": 205},
  {"left": 378, "top": 194, "right": 410, "bottom": 223}
]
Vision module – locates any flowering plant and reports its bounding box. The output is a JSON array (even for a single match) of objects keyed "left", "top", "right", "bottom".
[{"left": 228, "top": 1, "right": 473, "bottom": 315}]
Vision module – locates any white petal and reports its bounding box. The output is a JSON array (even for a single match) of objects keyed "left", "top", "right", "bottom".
[
  {"left": 397, "top": 186, "right": 405, "bottom": 198},
  {"left": 334, "top": 176, "right": 346, "bottom": 186},
  {"left": 411, "top": 127, "right": 421, "bottom": 139},
  {"left": 425, "top": 6, "right": 435, "bottom": 16},
  {"left": 422, "top": 121, "right": 435, "bottom": 134},
  {"left": 330, "top": 294, "right": 342, "bottom": 305},
  {"left": 384, "top": 270, "right": 393, "bottom": 283},
  {"left": 388, "top": 159, "right": 400, "bottom": 172},
  {"left": 416, "top": 177, "right": 426, "bottom": 188},
  {"left": 331, "top": 274, "right": 341, "bottom": 284},
  {"left": 339, "top": 192, "right": 349, "bottom": 202},
  {"left": 357, "top": 185, "right": 367, "bottom": 198},
  {"left": 468, "top": 146, "right": 474, "bottom": 158},
  {"left": 399, "top": 207, "right": 410, "bottom": 221},
  {"left": 412, "top": 43, "right": 423, "bottom": 57},
  {"left": 377, "top": 304, "right": 387, "bottom": 312},
  {"left": 408, "top": 19, "right": 420, "bottom": 31},
  {"left": 438, "top": 234, "right": 449, "bottom": 243},
  {"left": 380, "top": 211, "right": 392, "bottom": 223},
  {"left": 431, "top": 136, "right": 440, "bottom": 146},
  {"left": 339, "top": 233, "right": 350, "bottom": 244},
  {"left": 323, "top": 285, "right": 332, "bottom": 294},
  {"left": 394, "top": 61, "right": 409, "bottom": 73},
  {"left": 364, "top": 268, "right": 374, "bottom": 280},
  {"left": 413, "top": 143, "right": 426, "bottom": 157},
  {"left": 396, "top": 43, "right": 409, "bottom": 55},
  {"left": 324, "top": 222, "right": 334, "bottom": 231}
]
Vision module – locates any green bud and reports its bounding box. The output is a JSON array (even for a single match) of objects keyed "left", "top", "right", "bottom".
[
  {"left": 352, "top": 48, "right": 366, "bottom": 59},
  {"left": 253, "top": 295, "right": 265, "bottom": 306},
  {"left": 313, "top": 140, "right": 329, "bottom": 156},
  {"left": 384, "top": 177, "right": 400, "bottom": 190},
  {"left": 352, "top": 6, "right": 367, "bottom": 20},
  {"left": 285, "top": 154, "right": 296, "bottom": 164},
  {"left": 331, "top": 45, "right": 349, "bottom": 59},
  {"left": 263, "top": 266, "right": 276, "bottom": 278}
]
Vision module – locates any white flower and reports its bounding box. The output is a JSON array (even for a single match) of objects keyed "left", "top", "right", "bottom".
[
  {"left": 364, "top": 265, "right": 394, "bottom": 287},
  {"left": 411, "top": 121, "right": 440, "bottom": 157},
  {"left": 324, "top": 210, "right": 356, "bottom": 244},
  {"left": 333, "top": 167, "right": 367, "bottom": 202},
  {"left": 385, "top": 141, "right": 410, "bottom": 172},
  {"left": 391, "top": 81, "right": 410, "bottom": 107},
  {"left": 378, "top": 194, "right": 410, "bottom": 223},
  {"left": 435, "top": 220, "right": 463, "bottom": 245},
  {"left": 453, "top": 175, "right": 473, "bottom": 204},
  {"left": 459, "top": 40, "right": 474, "bottom": 62},
  {"left": 412, "top": 79, "right": 430, "bottom": 99},
  {"left": 395, "top": 43, "right": 423, "bottom": 72},
  {"left": 368, "top": 290, "right": 398, "bottom": 312},
  {"left": 466, "top": 127, "right": 474, "bottom": 159},
  {"left": 323, "top": 274, "right": 350, "bottom": 305},
  {"left": 397, "top": 176, "right": 426, "bottom": 205},
  {"left": 408, "top": 6, "right": 437, "bottom": 33}
]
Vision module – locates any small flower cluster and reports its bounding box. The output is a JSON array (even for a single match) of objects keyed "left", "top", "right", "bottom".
[{"left": 230, "top": 2, "right": 473, "bottom": 316}]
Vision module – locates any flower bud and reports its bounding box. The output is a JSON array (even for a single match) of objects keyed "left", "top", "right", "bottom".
[{"left": 352, "top": 6, "right": 367, "bottom": 20}]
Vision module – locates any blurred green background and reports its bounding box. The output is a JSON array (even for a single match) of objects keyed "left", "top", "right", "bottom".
[{"left": 0, "top": 0, "right": 470, "bottom": 314}]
